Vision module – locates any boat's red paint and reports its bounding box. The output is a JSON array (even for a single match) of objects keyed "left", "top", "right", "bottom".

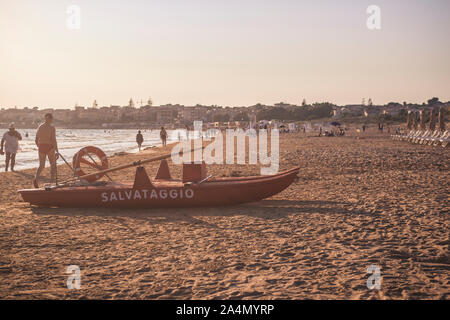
[{"left": 18, "top": 167, "right": 299, "bottom": 208}]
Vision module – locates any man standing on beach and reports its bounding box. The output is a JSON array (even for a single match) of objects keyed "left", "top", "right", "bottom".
[
  {"left": 33, "top": 113, "right": 58, "bottom": 188},
  {"left": 0, "top": 123, "right": 22, "bottom": 172},
  {"left": 136, "top": 130, "right": 144, "bottom": 151},
  {"left": 160, "top": 126, "right": 167, "bottom": 147}
]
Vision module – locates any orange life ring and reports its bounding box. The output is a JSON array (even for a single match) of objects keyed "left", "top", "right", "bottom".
[{"left": 72, "top": 146, "right": 109, "bottom": 182}]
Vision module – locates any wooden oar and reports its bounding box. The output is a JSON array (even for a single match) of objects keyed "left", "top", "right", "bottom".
[{"left": 59, "top": 147, "right": 203, "bottom": 185}]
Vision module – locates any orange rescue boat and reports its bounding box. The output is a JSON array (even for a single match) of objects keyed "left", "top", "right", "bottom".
[{"left": 18, "top": 146, "right": 299, "bottom": 208}]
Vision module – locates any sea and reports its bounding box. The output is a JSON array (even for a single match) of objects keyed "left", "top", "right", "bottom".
[{"left": 0, "top": 128, "right": 199, "bottom": 171}]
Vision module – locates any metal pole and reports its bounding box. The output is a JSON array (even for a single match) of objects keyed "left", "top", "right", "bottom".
[
  {"left": 57, "top": 151, "right": 80, "bottom": 178},
  {"left": 83, "top": 149, "right": 113, "bottom": 181}
]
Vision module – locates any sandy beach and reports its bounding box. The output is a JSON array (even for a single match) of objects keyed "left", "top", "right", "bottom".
[{"left": 0, "top": 129, "right": 448, "bottom": 300}]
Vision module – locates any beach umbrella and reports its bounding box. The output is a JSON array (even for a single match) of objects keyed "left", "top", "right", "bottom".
[
  {"left": 416, "top": 111, "right": 420, "bottom": 130},
  {"left": 411, "top": 112, "right": 418, "bottom": 130},
  {"left": 438, "top": 107, "right": 446, "bottom": 131},
  {"left": 429, "top": 109, "right": 436, "bottom": 131},
  {"left": 406, "top": 111, "right": 412, "bottom": 130},
  {"left": 419, "top": 110, "right": 426, "bottom": 131}
]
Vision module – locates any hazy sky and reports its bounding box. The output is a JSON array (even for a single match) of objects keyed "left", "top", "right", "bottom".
[{"left": 1, "top": 0, "right": 449, "bottom": 108}]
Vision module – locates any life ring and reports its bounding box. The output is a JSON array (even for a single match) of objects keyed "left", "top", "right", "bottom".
[{"left": 72, "top": 146, "right": 109, "bottom": 182}]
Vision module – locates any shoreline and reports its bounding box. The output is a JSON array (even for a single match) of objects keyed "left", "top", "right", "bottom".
[
  {"left": 0, "top": 143, "right": 165, "bottom": 175},
  {"left": 0, "top": 147, "right": 149, "bottom": 173},
  {"left": 0, "top": 128, "right": 175, "bottom": 172}
]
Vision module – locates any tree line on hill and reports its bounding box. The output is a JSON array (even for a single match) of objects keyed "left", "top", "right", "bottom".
[
  {"left": 256, "top": 103, "right": 334, "bottom": 121},
  {"left": 212, "top": 102, "right": 335, "bottom": 122},
  {"left": 212, "top": 98, "right": 448, "bottom": 123}
]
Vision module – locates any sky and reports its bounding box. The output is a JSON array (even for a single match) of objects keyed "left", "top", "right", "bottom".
[{"left": 1, "top": 0, "right": 449, "bottom": 109}]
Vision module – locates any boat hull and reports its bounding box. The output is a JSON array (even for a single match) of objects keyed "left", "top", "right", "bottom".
[{"left": 18, "top": 168, "right": 299, "bottom": 208}]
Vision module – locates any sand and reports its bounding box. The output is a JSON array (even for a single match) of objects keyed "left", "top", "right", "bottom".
[{"left": 0, "top": 128, "right": 448, "bottom": 299}]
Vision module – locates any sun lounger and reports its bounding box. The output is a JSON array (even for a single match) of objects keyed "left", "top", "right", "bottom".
[
  {"left": 418, "top": 131, "right": 431, "bottom": 144},
  {"left": 434, "top": 131, "right": 448, "bottom": 146},
  {"left": 438, "top": 131, "right": 449, "bottom": 147},
  {"left": 429, "top": 131, "right": 448, "bottom": 146},
  {"left": 422, "top": 130, "right": 440, "bottom": 145},
  {"left": 391, "top": 132, "right": 404, "bottom": 140},
  {"left": 413, "top": 130, "right": 429, "bottom": 144},
  {"left": 408, "top": 130, "right": 423, "bottom": 142},
  {"left": 402, "top": 130, "right": 416, "bottom": 141}
]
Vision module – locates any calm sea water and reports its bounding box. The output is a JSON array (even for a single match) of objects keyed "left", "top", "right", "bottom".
[{"left": 0, "top": 128, "right": 197, "bottom": 171}]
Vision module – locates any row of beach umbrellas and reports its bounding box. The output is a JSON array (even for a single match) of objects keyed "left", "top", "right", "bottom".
[{"left": 406, "top": 107, "right": 446, "bottom": 131}]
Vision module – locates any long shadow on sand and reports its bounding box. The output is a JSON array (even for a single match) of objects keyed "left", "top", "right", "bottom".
[
  {"left": 13, "top": 171, "right": 53, "bottom": 184},
  {"left": 30, "top": 199, "right": 371, "bottom": 224},
  {"left": 12, "top": 171, "right": 35, "bottom": 179}
]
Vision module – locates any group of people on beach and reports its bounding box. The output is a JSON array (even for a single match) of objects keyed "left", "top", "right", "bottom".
[
  {"left": 136, "top": 127, "right": 167, "bottom": 151},
  {"left": 1, "top": 113, "right": 57, "bottom": 187},
  {"left": 1, "top": 113, "right": 169, "bottom": 188}
]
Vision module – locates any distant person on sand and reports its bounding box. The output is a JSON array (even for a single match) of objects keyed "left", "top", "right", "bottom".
[
  {"left": 136, "top": 130, "right": 144, "bottom": 151},
  {"left": 160, "top": 126, "right": 167, "bottom": 147},
  {"left": 0, "top": 123, "right": 22, "bottom": 172},
  {"left": 33, "top": 113, "right": 58, "bottom": 188},
  {"left": 378, "top": 122, "right": 384, "bottom": 133},
  {"left": 185, "top": 125, "right": 190, "bottom": 140}
]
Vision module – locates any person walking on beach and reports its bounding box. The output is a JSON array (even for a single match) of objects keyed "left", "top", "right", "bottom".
[
  {"left": 378, "top": 122, "right": 384, "bottom": 133},
  {"left": 136, "top": 130, "right": 144, "bottom": 151},
  {"left": 185, "top": 124, "right": 190, "bottom": 140},
  {"left": 33, "top": 113, "right": 58, "bottom": 188},
  {"left": 0, "top": 123, "right": 22, "bottom": 172},
  {"left": 160, "top": 127, "right": 167, "bottom": 147}
]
